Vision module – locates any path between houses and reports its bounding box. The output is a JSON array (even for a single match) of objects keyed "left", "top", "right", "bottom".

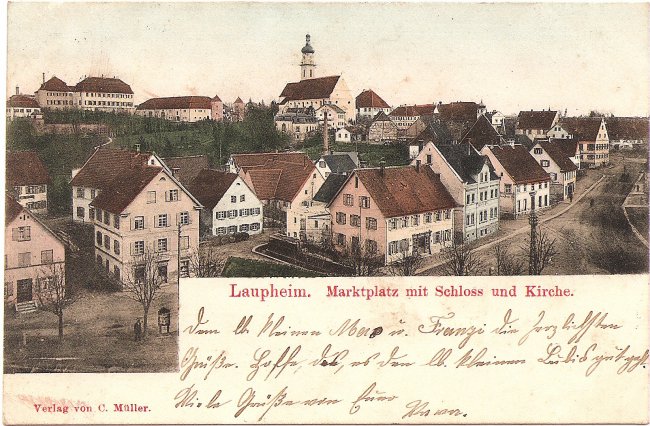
[{"left": 416, "top": 174, "right": 606, "bottom": 275}]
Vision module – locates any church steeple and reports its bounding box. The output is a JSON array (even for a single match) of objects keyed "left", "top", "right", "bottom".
[{"left": 300, "top": 34, "right": 316, "bottom": 80}]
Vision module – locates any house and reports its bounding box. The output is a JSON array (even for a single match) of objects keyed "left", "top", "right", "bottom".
[
  {"left": 485, "top": 110, "right": 506, "bottom": 134},
  {"left": 228, "top": 152, "right": 325, "bottom": 227},
  {"left": 187, "top": 169, "right": 263, "bottom": 237},
  {"left": 335, "top": 127, "right": 352, "bottom": 143},
  {"left": 232, "top": 97, "right": 246, "bottom": 122},
  {"left": 604, "top": 117, "right": 648, "bottom": 150},
  {"left": 6, "top": 89, "right": 41, "bottom": 120},
  {"left": 516, "top": 110, "right": 559, "bottom": 140},
  {"left": 5, "top": 195, "right": 65, "bottom": 311},
  {"left": 274, "top": 111, "right": 319, "bottom": 142},
  {"left": 461, "top": 114, "right": 506, "bottom": 151},
  {"left": 211, "top": 95, "right": 224, "bottom": 122},
  {"left": 7, "top": 151, "right": 51, "bottom": 214},
  {"left": 546, "top": 121, "right": 573, "bottom": 140},
  {"left": 161, "top": 155, "right": 210, "bottom": 186},
  {"left": 530, "top": 140, "right": 578, "bottom": 201},
  {"left": 559, "top": 117, "right": 610, "bottom": 168},
  {"left": 355, "top": 89, "right": 391, "bottom": 120},
  {"left": 368, "top": 111, "right": 398, "bottom": 142},
  {"left": 407, "top": 119, "right": 453, "bottom": 159},
  {"left": 35, "top": 75, "right": 135, "bottom": 113},
  {"left": 481, "top": 145, "right": 551, "bottom": 218},
  {"left": 412, "top": 143, "right": 500, "bottom": 242},
  {"left": 314, "top": 152, "right": 359, "bottom": 179},
  {"left": 316, "top": 103, "right": 346, "bottom": 129},
  {"left": 70, "top": 148, "right": 165, "bottom": 223},
  {"left": 289, "top": 173, "right": 348, "bottom": 243},
  {"left": 551, "top": 138, "right": 581, "bottom": 170},
  {"left": 278, "top": 35, "right": 354, "bottom": 122},
  {"left": 389, "top": 104, "right": 435, "bottom": 130},
  {"left": 136, "top": 96, "right": 221, "bottom": 122},
  {"left": 435, "top": 101, "right": 487, "bottom": 141},
  {"left": 328, "top": 164, "right": 456, "bottom": 264},
  {"left": 89, "top": 165, "right": 202, "bottom": 286}
]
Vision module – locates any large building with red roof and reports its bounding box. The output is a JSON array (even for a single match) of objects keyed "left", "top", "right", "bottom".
[
  {"left": 6, "top": 90, "right": 42, "bottom": 120},
  {"left": 35, "top": 75, "right": 135, "bottom": 113},
  {"left": 136, "top": 96, "right": 223, "bottom": 122},
  {"left": 7, "top": 151, "right": 51, "bottom": 214},
  {"left": 328, "top": 165, "right": 457, "bottom": 264},
  {"left": 559, "top": 117, "right": 610, "bottom": 168},
  {"left": 355, "top": 89, "right": 391, "bottom": 120}
]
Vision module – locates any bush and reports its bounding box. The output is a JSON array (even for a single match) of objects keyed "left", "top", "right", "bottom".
[{"left": 233, "top": 232, "right": 250, "bottom": 242}]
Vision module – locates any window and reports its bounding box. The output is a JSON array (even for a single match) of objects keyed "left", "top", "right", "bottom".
[
  {"left": 133, "top": 241, "right": 145, "bottom": 255},
  {"left": 166, "top": 190, "right": 179, "bottom": 201},
  {"left": 134, "top": 216, "right": 145, "bottom": 230},
  {"left": 360, "top": 196, "right": 370, "bottom": 209},
  {"left": 240, "top": 208, "right": 249, "bottom": 217},
  {"left": 366, "top": 217, "right": 377, "bottom": 230},
  {"left": 179, "top": 211, "right": 190, "bottom": 225},
  {"left": 504, "top": 184, "right": 512, "bottom": 194},
  {"left": 41, "top": 250, "right": 53, "bottom": 264},
  {"left": 534, "top": 148, "right": 543, "bottom": 154},
  {"left": 157, "top": 238, "right": 168, "bottom": 252},
  {"left": 76, "top": 188, "right": 84, "bottom": 198},
  {"left": 18, "top": 252, "right": 31, "bottom": 267},
  {"left": 343, "top": 194, "right": 354, "bottom": 206},
  {"left": 157, "top": 263, "right": 168, "bottom": 282},
  {"left": 180, "top": 236, "right": 190, "bottom": 250},
  {"left": 399, "top": 238, "right": 409, "bottom": 252},
  {"left": 426, "top": 154, "right": 432, "bottom": 164},
  {"left": 318, "top": 160, "right": 326, "bottom": 168},
  {"left": 96, "top": 231, "right": 102, "bottom": 245},
  {"left": 400, "top": 216, "right": 409, "bottom": 228},
  {"left": 388, "top": 241, "right": 398, "bottom": 255},
  {"left": 147, "top": 191, "right": 156, "bottom": 203},
  {"left": 231, "top": 195, "right": 237, "bottom": 203},
  {"left": 216, "top": 211, "right": 226, "bottom": 220},
  {"left": 113, "top": 266, "right": 120, "bottom": 280},
  {"left": 252, "top": 207, "right": 261, "bottom": 215},
  {"left": 240, "top": 195, "right": 245, "bottom": 202},
  {"left": 336, "top": 212, "right": 347, "bottom": 225},
  {"left": 541, "top": 160, "right": 550, "bottom": 167},
  {"left": 336, "top": 233, "right": 346, "bottom": 246},
  {"left": 180, "top": 260, "right": 190, "bottom": 278},
  {"left": 114, "top": 240, "right": 121, "bottom": 255},
  {"left": 411, "top": 215, "right": 419, "bottom": 226},
  {"left": 12, "top": 226, "right": 31, "bottom": 241},
  {"left": 424, "top": 213, "right": 432, "bottom": 223},
  {"left": 227, "top": 225, "right": 237, "bottom": 234},
  {"left": 5, "top": 282, "right": 13, "bottom": 298},
  {"left": 104, "top": 235, "right": 111, "bottom": 250},
  {"left": 103, "top": 211, "right": 110, "bottom": 225},
  {"left": 250, "top": 223, "right": 260, "bottom": 231},
  {"left": 350, "top": 214, "right": 361, "bottom": 227},
  {"left": 91, "top": 189, "right": 97, "bottom": 198},
  {"left": 228, "top": 210, "right": 238, "bottom": 219},
  {"left": 156, "top": 214, "right": 169, "bottom": 228},
  {"left": 216, "top": 227, "right": 227, "bottom": 235},
  {"left": 240, "top": 224, "right": 250, "bottom": 232}
]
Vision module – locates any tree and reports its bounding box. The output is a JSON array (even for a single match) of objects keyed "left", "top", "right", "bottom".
[
  {"left": 342, "top": 240, "right": 383, "bottom": 276},
  {"left": 389, "top": 250, "right": 424, "bottom": 276},
  {"left": 121, "top": 249, "right": 166, "bottom": 338},
  {"left": 525, "top": 210, "right": 558, "bottom": 275},
  {"left": 442, "top": 240, "right": 484, "bottom": 276},
  {"left": 189, "top": 247, "right": 228, "bottom": 278},
  {"left": 493, "top": 242, "right": 526, "bottom": 275},
  {"left": 36, "top": 263, "right": 81, "bottom": 341}
]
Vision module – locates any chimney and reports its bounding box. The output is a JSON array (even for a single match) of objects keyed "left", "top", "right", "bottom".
[
  {"left": 416, "top": 159, "right": 421, "bottom": 172},
  {"left": 379, "top": 161, "right": 385, "bottom": 176},
  {"left": 42, "top": 73, "right": 45, "bottom": 84},
  {"left": 134, "top": 143, "right": 141, "bottom": 153},
  {"left": 172, "top": 167, "right": 180, "bottom": 177},
  {"left": 15, "top": 86, "right": 19, "bottom": 96},
  {"left": 322, "top": 111, "right": 329, "bottom": 154}
]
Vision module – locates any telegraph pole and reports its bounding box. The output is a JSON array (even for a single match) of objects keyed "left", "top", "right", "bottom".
[
  {"left": 177, "top": 222, "right": 182, "bottom": 286},
  {"left": 528, "top": 191, "right": 538, "bottom": 275}
]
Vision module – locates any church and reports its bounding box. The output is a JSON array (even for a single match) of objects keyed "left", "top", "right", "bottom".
[{"left": 277, "top": 35, "right": 355, "bottom": 124}]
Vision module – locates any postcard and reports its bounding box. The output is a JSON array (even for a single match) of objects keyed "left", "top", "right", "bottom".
[{"left": 3, "top": 2, "right": 649, "bottom": 425}]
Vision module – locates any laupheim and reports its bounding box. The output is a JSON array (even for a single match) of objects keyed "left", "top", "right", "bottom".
[{"left": 229, "top": 283, "right": 308, "bottom": 302}]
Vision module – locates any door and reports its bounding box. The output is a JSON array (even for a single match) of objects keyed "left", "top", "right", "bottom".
[{"left": 17, "top": 279, "right": 33, "bottom": 303}]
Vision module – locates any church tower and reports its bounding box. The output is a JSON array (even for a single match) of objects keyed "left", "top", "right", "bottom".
[{"left": 300, "top": 34, "right": 316, "bottom": 80}]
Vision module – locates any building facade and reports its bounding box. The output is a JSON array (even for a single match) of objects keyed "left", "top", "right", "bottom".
[
  {"left": 560, "top": 117, "right": 610, "bottom": 168},
  {"left": 7, "top": 151, "right": 51, "bottom": 214},
  {"left": 530, "top": 141, "right": 578, "bottom": 201},
  {"left": 355, "top": 89, "right": 391, "bottom": 119},
  {"left": 6, "top": 92, "right": 41, "bottom": 120},
  {"left": 368, "top": 111, "right": 398, "bottom": 142},
  {"left": 136, "top": 96, "right": 222, "bottom": 122},
  {"left": 36, "top": 75, "right": 135, "bottom": 113}
]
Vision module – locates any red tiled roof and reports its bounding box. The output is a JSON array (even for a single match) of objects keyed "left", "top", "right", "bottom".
[
  {"left": 6, "top": 151, "right": 51, "bottom": 186},
  {"left": 137, "top": 96, "right": 212, "bottom": 111},
  {"left": 212, "top": 94, "right": 222, "bottom": 102},
  {"left": 38, "top": 76, "right": 72, "bottom": 92},
  {"left": 187, "top": 169, "right": 239, "bottom": 210},
  {"left": 280, "top": 76, "right": 341, "bottom": 101},
  {"left": 517, "top": 110, "right": 558, "bottom": 130},
  {"left": 356, "top": 89, "right": 390, "bottom": 109},
  {"left": 234, "top": 97, "right": 244, "bottom": 104},
  {"left": 7, "top": 95, "right": 40, "bottom": 108},
  {"left": 560, "top": 117, "right": 604, "bottom": 141},
  {"left": 90, "top": 166, "right": 162, "bottom": 214},
  {"left": 605, "top": 117, "right": 649, "bottom": 141},
  {"left": 74, "top": 77, "right": 133, "bottom": 94},
  {"left": 372, "top": 111, "right": 393, "bottom": 122},
  {"left": 233, "top": 152, "right": 315, "bottom": 202},
  {"left": 162, "top": 155, "right": 210, "bottom": 186},
  {"left": 487, "top": 145, "right": 550, "bottom": 184},
  {"left": 390, "top": 104, "right": 435, "bottom": 117},
  {"left": 538, "top": 141, "right": 578, "bottom": 172},
  {"left": 354, "top": 166, "right": 457, "bottom": 218},
  {"left": 70, "top": 148, "right": 152, "bottom": 189},
  {"left": 461, "top": 115, "right": 505, "bottom": 150},
  {"left": 5, "top": 194, "right": 24, "bottom": 225},
  {"left": 437, "top": 102, "right": 480, "bottom": 122},
  {"left": 551, "top": 138, "right": 580, "bottom": 159}
]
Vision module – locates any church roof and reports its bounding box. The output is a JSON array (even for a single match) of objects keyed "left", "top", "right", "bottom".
[{"left": 280, "top": 76, "right": 341, "bottom": 101}]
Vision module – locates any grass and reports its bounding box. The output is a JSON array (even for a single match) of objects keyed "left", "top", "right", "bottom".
[
  {"left": 221, "top": 257, "right": 323, "bottom": 278},
  {"left": 626, "top": 207, "right": 649, "bottom": 238}
]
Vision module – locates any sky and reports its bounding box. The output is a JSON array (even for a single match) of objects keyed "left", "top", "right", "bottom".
[{"left": 6, "top": 2, "right": 650, "bottom": 117}]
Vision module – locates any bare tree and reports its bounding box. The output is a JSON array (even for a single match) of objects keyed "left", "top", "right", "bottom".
[
  {"left": 389, "top": 250, "right": 424, "bottom": 276},
  {"left": 493, "top": 242, "right": 526, "bottom": 275},
  {"left": 342, "top": 240, "right": 383, "bottom": 276},
  {"left": 524, "top": 210, "right": 558, "bottom": 275},
  {"left": 189, "top": 246, "right": 228, "bottom": 277},
  {"left": 121, "top": 249, "right": 166, "bottom": 338},
  {"left": 36, "top": 263, "right": 81, "bottom": 341},
  {"left": 442, "top": 240, "right": 484, "bottom": 276}
]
